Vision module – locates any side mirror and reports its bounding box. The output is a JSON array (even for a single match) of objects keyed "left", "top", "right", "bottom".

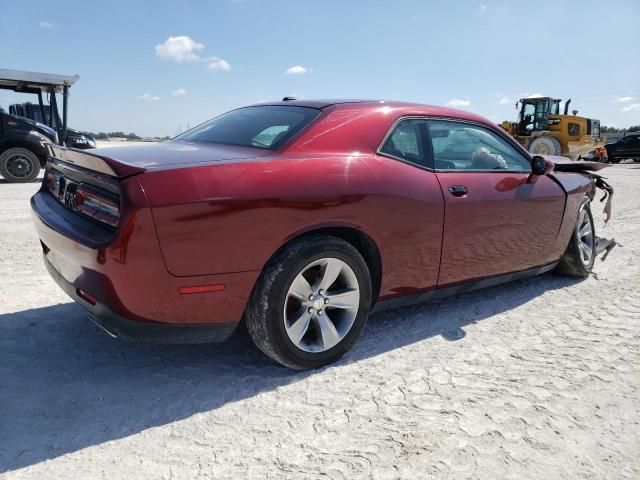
[{"left": 531, "top": 155, "right": 549, "bottom": 175}]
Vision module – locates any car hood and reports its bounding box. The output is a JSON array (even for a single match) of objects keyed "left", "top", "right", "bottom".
[{"left": 8, "top": 113, "right": 58, "bottom": 141}]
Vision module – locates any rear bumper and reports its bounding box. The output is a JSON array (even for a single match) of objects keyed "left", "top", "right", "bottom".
[
  {"left": 44, "top": 254, "right": 238, "bottom": 343},
  {"left": 31, "top": 186, "right": 260, "bottom": 332}
]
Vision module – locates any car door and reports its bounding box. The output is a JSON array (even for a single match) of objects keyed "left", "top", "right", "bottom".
[
  {"left": 377, "top": 118, "right": 444, "bottom": 292},
  {"left": 427, "top": 119, "right": 566, "bottom": 287}
]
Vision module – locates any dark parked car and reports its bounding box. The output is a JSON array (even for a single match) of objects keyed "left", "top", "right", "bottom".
[
  {"left": 0, "top": 106, "right": 58, "bottom": 182},
  {"left": 605, "top": 133, "right": 640, "bottom": 163},
  {"left": 31, "top": 99, "right": 612, "bottom": 369}
]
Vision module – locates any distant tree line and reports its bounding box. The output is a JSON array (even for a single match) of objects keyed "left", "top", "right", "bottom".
[
  {"left": 602, "top": 125, "right": 640, "bottom": 133},
  {"left": 90, "top": 132, "right": 171, "bottom": 141}
]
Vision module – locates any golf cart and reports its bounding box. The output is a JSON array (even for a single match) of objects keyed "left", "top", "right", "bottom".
[{"left": 0, "top": 69, "right": 89, "bottom": 183}]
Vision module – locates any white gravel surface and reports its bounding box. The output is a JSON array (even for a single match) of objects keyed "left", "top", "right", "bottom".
[{"left": 1, "top": 165, "right": 639, "bottom": 479}]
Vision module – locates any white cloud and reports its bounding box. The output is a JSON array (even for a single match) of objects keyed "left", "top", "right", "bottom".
[
  {"left": 155, "top": 36, "right": 204, "bottom": 62},
  {"left": 285, "top": 65, "right": 310, "bottom": 75},
  {"left": 616, "top": 96, "right": 634, "bottom": 103},
  {"left": 40, "top": 21, "right": 53, "bottom": 29},
  {"left": 525, "top": 93, "right": 544, "bottom": 98},
  {"left": 171, "top": 88, "right": 187, "bottom": 97},
  {"left": 207, "top": 58, "right": 231, "bottom": 71},
  {"left": 621, "top": 103, "right": 640, "bottom": 112},
  {"left": 499, "top": 97, "right": 510, "bottom": 105},
  {"left": 446, "top": 98, "right": 471, "bottom": 107},
  {"left": 155, "top": 36, "right": 231, "bottom": 71},
  {"left": 137, "top": 93, "right": 160, "bottom": 101}
]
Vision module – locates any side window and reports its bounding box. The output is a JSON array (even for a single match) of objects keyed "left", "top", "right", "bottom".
[
  {"left": 380, "top": 119, "right": 429, "bottom": 168},
  {"left": 427, "top": 120, "right": 531, "bottom": 172}
]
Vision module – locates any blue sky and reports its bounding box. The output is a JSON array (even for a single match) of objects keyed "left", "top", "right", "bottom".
[{"left": 1, "top": 0, "right": 639, "bottom": 137}]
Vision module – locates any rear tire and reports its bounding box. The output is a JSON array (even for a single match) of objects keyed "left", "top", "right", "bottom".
[
  {"left": 529, "top": 136, "right": 562, "bottom": 156},
  {"left": 0, "top": 148, "right": 41, "bottom": 183},
  {"left": 555, "top": 201, "right": 596, "bottom": 277},
  {"left": 245, "top": 235, "right": 372, "bottom": 370}
]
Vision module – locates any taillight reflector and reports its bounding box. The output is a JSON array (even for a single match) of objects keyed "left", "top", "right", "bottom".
[
  {"left": 77, "top": 289, "right": 97, "bottom": 305},
  {"left": 179, "top": 284, "right": 226, "bottom": 295}
]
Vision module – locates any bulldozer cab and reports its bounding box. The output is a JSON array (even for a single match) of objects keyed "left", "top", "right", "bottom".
[{"left": 517, "top": 97, "right": 561, "bottom": 136}]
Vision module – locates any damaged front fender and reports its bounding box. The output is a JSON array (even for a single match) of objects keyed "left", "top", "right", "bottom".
[{"left": 543, "top": 155, "right": 617, "bottom": 262}]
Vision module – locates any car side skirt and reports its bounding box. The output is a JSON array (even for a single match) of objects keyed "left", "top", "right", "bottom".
[{"left": 371, "top": 262, "right": 558, "bottom": 313}]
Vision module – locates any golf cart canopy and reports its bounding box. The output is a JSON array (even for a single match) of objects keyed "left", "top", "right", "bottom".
[
  {"left": 0, "top": 69, "right": 80, "bottom": 145},
  {"left": 0, "top": 69, "right": 79, "bottom": 94}
]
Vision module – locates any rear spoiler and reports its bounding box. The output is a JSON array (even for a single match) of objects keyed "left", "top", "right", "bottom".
[{"left": 46, "top": 144, "right": 144, "bottom": 178}]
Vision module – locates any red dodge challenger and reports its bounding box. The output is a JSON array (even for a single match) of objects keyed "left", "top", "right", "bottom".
[{"left": 31, "top": 99, "right": 614, "bottom": 369}]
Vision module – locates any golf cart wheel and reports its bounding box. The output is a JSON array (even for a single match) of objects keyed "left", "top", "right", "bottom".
[
  {"left": 0, "top": 148, "right": 41, "bottom": 183},
  {"left": 245, "top": 235, "right": 372, "bottom": 370},
  {"left": 529, "top": 136, "right": 562, "bottom": 156},
  {"left": 555, "top": 200, "right": 595, "bottom": 278}
]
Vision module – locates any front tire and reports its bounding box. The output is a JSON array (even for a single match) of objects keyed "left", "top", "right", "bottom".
[
  {"left": 245, "top": 235, "right": 372, "bottom": 370},
  {"left": 0, "top": 148, "right": 41, "bottom": 183},
  {"left": 555, "top": 201, "right": 596, "bottom": 277}
]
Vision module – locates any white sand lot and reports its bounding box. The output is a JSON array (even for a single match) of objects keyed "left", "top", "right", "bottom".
[{"left": 0, "top": 165, "right": 638, "bottom": 479}]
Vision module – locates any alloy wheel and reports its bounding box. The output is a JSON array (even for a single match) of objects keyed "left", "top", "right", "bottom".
[
  {"left": 283, "top": 257, "right": 360, "bottom": 353},
  {"left": 577, "top": 208, "right": 594, "bottom": 265}
]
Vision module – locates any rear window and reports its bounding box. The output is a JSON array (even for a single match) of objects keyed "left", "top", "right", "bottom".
[{"left": 176, "top": 106, "right": 321, "bottom": 150}]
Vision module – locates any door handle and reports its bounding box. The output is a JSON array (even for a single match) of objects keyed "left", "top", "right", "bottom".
[{"left": 448, "top": 185, "right": 468, "bottom": 197}]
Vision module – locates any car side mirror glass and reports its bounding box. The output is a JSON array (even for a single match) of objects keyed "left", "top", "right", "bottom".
[{"left": 531, "top": 155, "right": 548, "bottom": 175}]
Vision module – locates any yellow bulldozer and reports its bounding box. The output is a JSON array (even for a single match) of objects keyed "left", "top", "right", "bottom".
[{"left": 500, "top": 96, "right": 605, "bottom": 159}]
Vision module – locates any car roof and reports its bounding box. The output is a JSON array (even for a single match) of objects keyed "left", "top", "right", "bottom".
[
  {"left": 250, "top": 99, "right": 380, "bottom": 109},
  {"left": 248, "top": 99, "right": 491, "bottom": 124}
]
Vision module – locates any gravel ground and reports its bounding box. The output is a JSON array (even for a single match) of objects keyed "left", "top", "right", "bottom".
[{"left": 1, "top": 165, "right": 639, "bottom": 479}]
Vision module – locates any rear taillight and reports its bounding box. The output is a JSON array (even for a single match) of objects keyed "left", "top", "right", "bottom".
[
  {"left": 46, "top": 171, "right": 61, "bottom": 198},
  {"left": 75, "top": 187, "right": 120, "bottom": 227}
]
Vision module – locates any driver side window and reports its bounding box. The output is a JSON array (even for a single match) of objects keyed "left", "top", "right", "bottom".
[{"left": 427, "top": 120, "right": 531, "bottom": 172}]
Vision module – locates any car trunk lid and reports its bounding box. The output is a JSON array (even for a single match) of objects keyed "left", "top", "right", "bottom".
[{"left": 47, "top": 141, "right": 272, "bottom": 178}]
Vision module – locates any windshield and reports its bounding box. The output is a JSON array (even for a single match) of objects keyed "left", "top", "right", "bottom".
[{"left": 176, "top": 106, "right": 321, "bottom": 150}]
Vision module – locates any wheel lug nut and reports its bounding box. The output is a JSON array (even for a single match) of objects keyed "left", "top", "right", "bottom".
[
  {"left": 324, "top": 298, "right": 330, "bottom": 304},
  {"left": 308, "top": 294, "right": 314, "bottom": 301},
  {"left": 308, "top": 307, "right": 314, "bottom": 314},
  {"left": 319, "top": 289, "right": 325, "bottom": 295},
  {"left": 318, "top": 309, "right": 324, "bottom": 315}
]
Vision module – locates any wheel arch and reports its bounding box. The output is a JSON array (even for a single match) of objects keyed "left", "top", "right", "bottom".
[
  {"left": 0, "top": 139, "right": 48, "bottom": 166},
  {"left": 266, "top": 225, "right": 383, "bottom": 307}
]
